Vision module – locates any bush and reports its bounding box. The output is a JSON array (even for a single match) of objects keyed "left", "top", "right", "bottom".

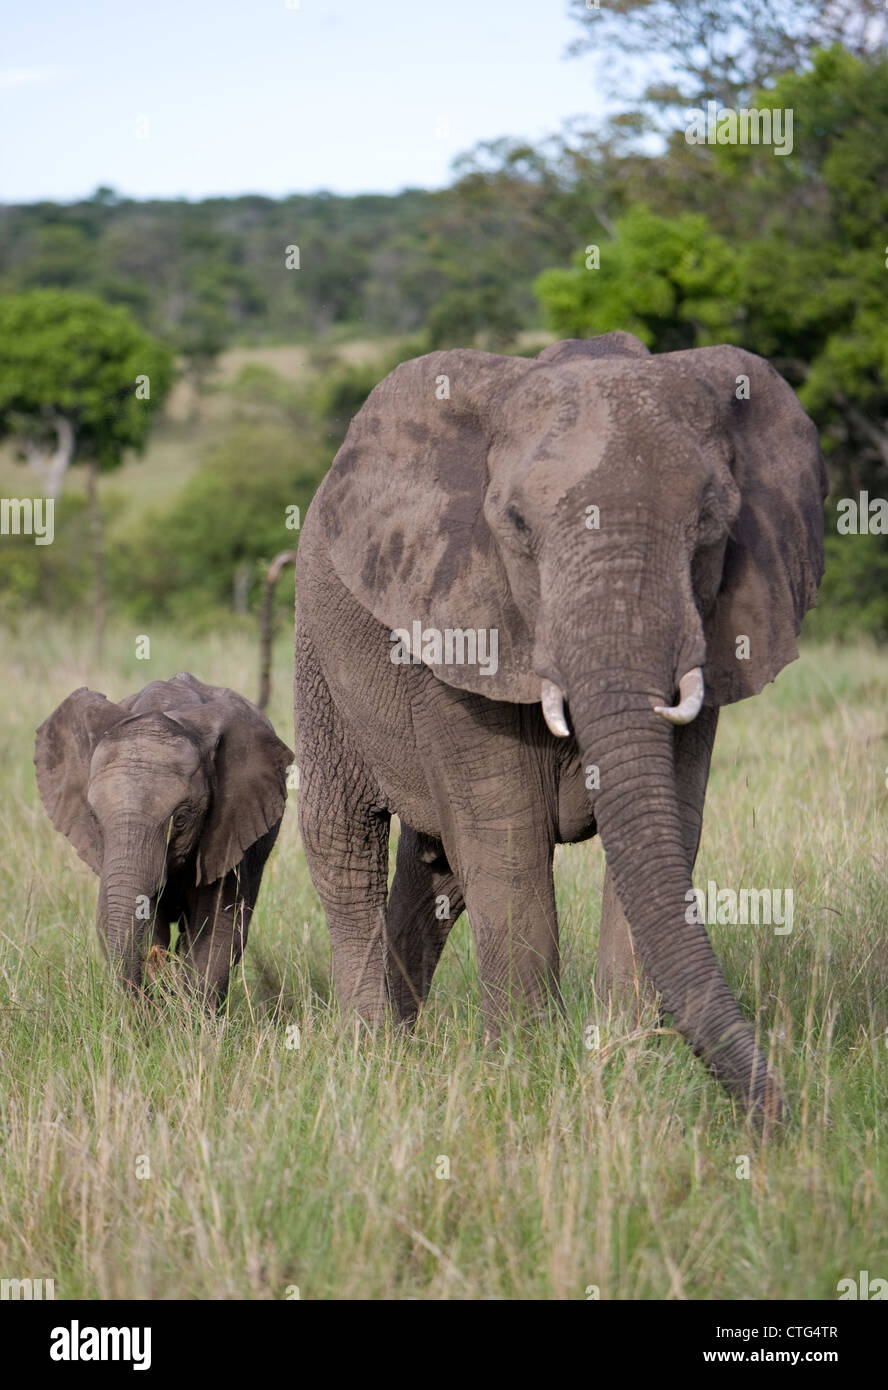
[
  {"left": 806, "top": 518, "right": 888, "bottom": 642},
  {"left": 0, "top": 491, "right": 119, "bottom": 617},
  {"left": 107, "top": 421, "right": 326, "bottom": 625}
]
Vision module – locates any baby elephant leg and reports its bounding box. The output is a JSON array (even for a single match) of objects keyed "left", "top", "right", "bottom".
[{"left": 181, "top": 827, "right": 279, "bottom": 1008}]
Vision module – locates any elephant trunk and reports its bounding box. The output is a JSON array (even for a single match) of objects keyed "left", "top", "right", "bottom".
[
  {"left": 566, "top": 662, "right": 785, "bottom": 1123},
  {"left": 98, "top": 824, "right": 167, "bottom": 990}
]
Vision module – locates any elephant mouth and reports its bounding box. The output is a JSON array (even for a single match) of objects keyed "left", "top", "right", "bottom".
[{"left": 539, "top": 666, "right": 705, "bottom": 737}]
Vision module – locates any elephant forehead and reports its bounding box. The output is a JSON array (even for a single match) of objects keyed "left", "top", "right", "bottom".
[
  {"left": 91, "top": 716, "right": 203, "bottom": 776},
  {"left": 498, "top": 358, "right": 716, "bottom": 454},
  {"left": 484, "top": 378, "right": 588, "bottom": 512},
  {"left": 554, "top": 358, "right": 719, "bottom": 429},
  {"left": 499, "top": 373, "right": 714, "bottom": 506},
  {"left": 587, "top": 357, "right": 727, "bottom": 439}
]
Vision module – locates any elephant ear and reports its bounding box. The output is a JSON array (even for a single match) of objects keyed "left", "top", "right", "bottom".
[
  {"left": 681, "top": 346, "right": 827, "bottom": 705},
  {"left": 165, "top": 682, "right": 294, "bottom": 885},
  {"left": 34, "top": 688, "right": 128, "bottom": 873},
  {"left": 317, "top": 348, "right": 539, "bottom": 699}
]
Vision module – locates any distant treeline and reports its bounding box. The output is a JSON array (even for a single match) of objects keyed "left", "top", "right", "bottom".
[{"left": 0, "top": 178, "right": 573, "bottom": 352}]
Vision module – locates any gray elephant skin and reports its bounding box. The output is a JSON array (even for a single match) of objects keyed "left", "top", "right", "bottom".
[
  {"left": 36, "top": 672, "right": 293, "bottom": 1006},
  {"left": 293, "top": 332, "right": 827, "bottom": 1123}
]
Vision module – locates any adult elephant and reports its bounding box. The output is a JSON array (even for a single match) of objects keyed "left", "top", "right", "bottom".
[{"left": 293, "top": 333, "right": 826, "bottom": 1122}]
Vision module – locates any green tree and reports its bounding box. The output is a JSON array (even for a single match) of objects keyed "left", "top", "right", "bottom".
[
  {"left": 0, "top": 289, "right": 174, "bottom": 647},
  {"left": 535, "top": 48, "right": 888, "bottom": 638},
  {"left": 567, "top": 0, "right": 887, "bottom": 115},
  {"left": 535, "top": 205, "right": 740, "bottom": 350},
  {"left": 0, "top": 289, "right": 175, "bottom": 495}
]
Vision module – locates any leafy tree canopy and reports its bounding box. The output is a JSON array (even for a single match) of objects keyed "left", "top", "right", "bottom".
[
  {"left": 567, "top": 0, "right": 887, "bottom": 114},
  {"left": 0, "top": 289, "right": 175, "bottom": 488}
]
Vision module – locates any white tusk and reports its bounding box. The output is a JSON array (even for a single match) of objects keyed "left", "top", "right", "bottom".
[
  {"left": 654, "top": 667, "right": 704, "bottom": 725},
  {"left": 541, "top": 679, "right": 570, "bottom": 738}
]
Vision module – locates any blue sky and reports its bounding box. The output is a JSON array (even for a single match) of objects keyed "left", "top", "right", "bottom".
[{"left": 2, "top": 0, "right": 612, "bottom": 203}]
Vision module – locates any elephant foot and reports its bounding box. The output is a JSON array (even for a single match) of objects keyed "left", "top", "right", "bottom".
[{"left": 594, "top": 960, "right": 660, "bottom": 1029}]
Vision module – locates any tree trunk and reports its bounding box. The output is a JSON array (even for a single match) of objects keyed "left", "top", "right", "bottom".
[
  {"left": 25, "top": 412, "right": 75, "bottom": 499},
  {"left": 258, "top": 550, "right": 298, "bottom": 710}
]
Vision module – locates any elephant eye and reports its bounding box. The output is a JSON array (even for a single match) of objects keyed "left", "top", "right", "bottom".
[
  {"left": 506, "top": 505, "right": 529, "bottom": 534},
  {"left": 171, "top": 810, "right": 190, "bottom": 831}
]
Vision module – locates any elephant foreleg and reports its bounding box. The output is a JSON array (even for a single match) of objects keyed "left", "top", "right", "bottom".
[
  {"left": 297, "top": 651, "right": 391, "bottom": 1026},
  {"left": 179, "top": 830, "right": 278, "bottom": 1008},
  {"left": 596, "top": 705, "right": 719, "bottom": 1014},
  {"left": 413, "top": 691, "right": 561, "bottom": 1039},
  {"left": 385, "top": 825, "right": 465, "bottom": 1023},
  {"left": 179, "top": 875, "right": 249, "bottom": 1009}
]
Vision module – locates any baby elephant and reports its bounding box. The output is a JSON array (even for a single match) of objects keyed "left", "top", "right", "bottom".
[{"left": 35, "top": 672, "right": 294, "bottom": 1006}]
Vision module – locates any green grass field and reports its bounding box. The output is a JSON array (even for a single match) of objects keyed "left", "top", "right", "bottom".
[{"left": 1, "top": 620, "right": 886, "bottom": 1299}]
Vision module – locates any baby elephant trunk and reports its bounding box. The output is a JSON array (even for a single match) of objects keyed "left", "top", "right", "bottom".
[{"left": 98, "top": 827, "right": 168, "bottom": 990}]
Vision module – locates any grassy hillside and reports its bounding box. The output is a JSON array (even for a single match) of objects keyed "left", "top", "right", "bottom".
[{"left": 0, "top": 622, "right": 885, "bottom": 1298}]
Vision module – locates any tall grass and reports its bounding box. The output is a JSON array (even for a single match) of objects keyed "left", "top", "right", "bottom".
[{"left": 1, "top": 622, "right": 885, "bottom": 1298}]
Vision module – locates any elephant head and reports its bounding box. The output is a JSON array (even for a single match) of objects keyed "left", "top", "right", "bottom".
[
  {"left": 35, "top": 672, "right": 292, "bottom": 989},
  {"left": 317, "top": 332, "right": 827, "bottom": 1119}
]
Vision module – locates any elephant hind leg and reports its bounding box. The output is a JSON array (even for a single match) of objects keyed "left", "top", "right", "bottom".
[{"left": 385, "top": 824, "right": 465, "bottom": 1024}]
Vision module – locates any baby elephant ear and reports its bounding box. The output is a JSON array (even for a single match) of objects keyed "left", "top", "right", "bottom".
[
  {"left": 34, "top": 688, "right": 128, "bottom": 873},
  {"left": 167, "top": 689, "right": 294, "bottom": 886},
  {"left": 680, "top": 346, "right": 827, "bottom": 705}
]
